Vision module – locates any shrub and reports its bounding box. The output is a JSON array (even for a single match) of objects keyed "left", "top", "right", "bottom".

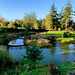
[
  {"left": 0, "top": 46, "right": 12, "bottom": 70},
  {"left": 22, "top": 44, "right": 44, "bottom": 69},
  {"left": 47, "top": 63, "right": 61, "bottom": 75},
  {"left": 63, "top": 32, "right": 72, "bottom": 37},
  {"left": 0, "top": 38, "right": 9, "bottom": 45},
  {"left": 3, "top": 33, "right": 8, "bottom": 37},
  {"left": 24, "top": 29, "right": 30, "bottom": 36}
]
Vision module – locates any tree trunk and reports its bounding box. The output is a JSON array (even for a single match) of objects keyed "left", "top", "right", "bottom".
[{"left": 65, "top": 19, "right": 68, "bottom": 31}]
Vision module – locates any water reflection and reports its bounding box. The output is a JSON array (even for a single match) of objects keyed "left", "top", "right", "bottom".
[
  {"left": 7, "top": 39, "right": 75, "bottom": 64},
  {"left": 9, "top": 40, "right": 16, "bottom": 45},
  {"left": 60, "top": 43, "right": 69, "bottom": 61},
  {"left": 9, "top": 46, "right": 26, "bottom": 60},
  {"left": 8, "top": 39, "right": 24, "bottom": 45}
]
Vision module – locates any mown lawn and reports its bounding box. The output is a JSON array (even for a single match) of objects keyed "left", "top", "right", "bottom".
[{"left": 40, "top": 31, "right": 75, "bottom": 38}]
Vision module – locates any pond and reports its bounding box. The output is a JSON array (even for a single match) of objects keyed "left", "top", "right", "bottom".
[{"left": 8, "top": 38, "right": 75, "bottom": 65}]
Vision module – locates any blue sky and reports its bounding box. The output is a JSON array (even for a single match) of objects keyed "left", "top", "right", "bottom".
[{"left": 0, "top": 0, "right": 75, "bottom": 21}]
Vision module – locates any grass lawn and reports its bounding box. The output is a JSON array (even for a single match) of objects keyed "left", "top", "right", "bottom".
[
  {"left": 20, "top": 62, "right": 75, "bottom": 75},
  {"left": 62, "top": 38, "right": 74, "bottom": 40},
  {"left": 40, "top": 31, "right": 75, "bottom": 38},
  {"left": 20, "top": 67, "right": 50, "bottom": 75},
  {"left": 40, "top": 31, "right": 65, "bottom": 35}
]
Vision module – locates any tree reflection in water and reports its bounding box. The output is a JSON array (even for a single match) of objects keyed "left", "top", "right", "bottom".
[
  {"left": 60, "top": 43, "right": 69, "bottom": 61},
  {"left": 50, "top": 43, "right": 56, "bottom": 55}
]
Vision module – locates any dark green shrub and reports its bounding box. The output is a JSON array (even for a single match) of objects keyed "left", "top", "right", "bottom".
[
  {"left": 0, "top": 47, "right": 12, "bottom": 70},
  {"left": 22, "top": 44, "right": 44, "bottom": 69},
  {"left": 24, "top": 29, "right": 30, "bottom": 37},
  {"left": 0, "top": 38, "right": 9, "bottom": 45},
  {"left": 63, "top": 32, "right": 72, "bottom": 37}
]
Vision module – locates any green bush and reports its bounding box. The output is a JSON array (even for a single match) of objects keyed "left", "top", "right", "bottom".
[
  {"left": 0, "top": 38, "right": 4, "bottom": 45},
  {"left": 24, "top": 29, "right": 30, "bottom": 36},
  {"left": 0, "top": 46, "right": 12, "bottom": 70},
  {"left": 22, "top": 44, "right": 44, "bottom": 69},
  {"left": 63, "top": 32, "right": 72, "bottom": 37},
  {"left": 0, "top": 38, "right": 9, "bottom": 45}
]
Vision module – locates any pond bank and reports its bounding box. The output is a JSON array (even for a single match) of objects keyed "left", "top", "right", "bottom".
[{"left": 21, "top": 61, "right": 75, "bottom": 75}]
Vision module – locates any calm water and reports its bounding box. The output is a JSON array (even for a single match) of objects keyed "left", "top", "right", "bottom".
[{"left": 8, "top": 39, "right": 75, "bottom": 64}]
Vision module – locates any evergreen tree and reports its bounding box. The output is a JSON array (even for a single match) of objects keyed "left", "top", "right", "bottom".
[
  {"left": 63, "top": 0, "right": 73, "bottom": 31},
  {"left": 59, "top": 7, "right": 65, "bottom": 30},
  {"left": 50, "top": 3, "right": 58, "bottom": 30},
  {"left": 23, "top": 44, "right": 44, "bottom": 69}
]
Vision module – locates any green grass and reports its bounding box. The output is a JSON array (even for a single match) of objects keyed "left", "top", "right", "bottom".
[
  {"left": 20, "top": 67, "right": 50, "bottom": 75},
  {"left": 1, "top": 63, "right": 75, "bottom": 75},
  {"left": 40, "top": 31, "right": 65, "bottom": 38},
  {"left": 20, "top": 62, "right": 75, "bottom": 75},
  {"left": 40, "top": 31, "right": 75, "bottom": 38},
  {"left": 59, "top": 64, "right": 75, "bottom": 75},
  {"left": 62, "top": 38, "right": 74, "bottom": 40},
  {"left": 0, "top": 58, "right": 75, "bottom": 75},
  {"left": 41, "top": 31, "right": 65, "bottom": 35}
]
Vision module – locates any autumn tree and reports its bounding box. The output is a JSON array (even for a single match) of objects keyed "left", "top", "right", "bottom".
[
  {"left": 24, "top": 12, "right": 37, "bottom": 29},
  {"left": 4, "top": 19, "right": 9, "bottom": 27},
  {"left": 45, "top": 14, "right": 53, "bottom": 30},
  {"left": 8, "top": 21, "right": 15, "bottom": 28},
  {"left": 63, "top": 0, "right": 73, "bottom": 31},
  {"left": 41, "top": 19, "right": 45, "bottom": 30},
  {"left": 0, "top": 16, "right": 9, "bottom": 28},
  {"left": 14, "top": 20, "right": 23, "bottom": 28},
  {"left": 23, "top": 19, "right": 32, "bottom": 30},
  {"left": 0, "top": 16, "right": 4, "bottom": 23},
  {"left": 34, "top": 20, "right": 38, "bottom": 29}
]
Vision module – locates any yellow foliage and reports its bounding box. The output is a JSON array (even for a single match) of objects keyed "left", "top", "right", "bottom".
[
  {"left": 8, "top": 22, "right": 15, "bottom": 28},
  {"left": 1, "top": 22, "right": 6, "bottom": 27},
  {"left": 41, "top": 19, "right": 45, "bottom": 29},
  {"left": 45, "top": 14, "right": 53, "bottom": 30}
]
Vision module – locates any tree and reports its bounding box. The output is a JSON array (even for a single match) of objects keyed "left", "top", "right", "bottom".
[
  {"left": 45, "top": 14, "right": 53, "bottom": 30},
  {"left": 37, "top": 20, "right": 42, "bottom": 30},
  {"left": 1, "top": 22, "right": 6, "bottom": 27},
  {"left": 8, "top": 21, "right": 15, "bottom": 28},
  {"left": 34, "top": 20, "right": 38, "bottom": 29},
  {"left": 23, "top": 44, "right": 44, "bottom": 69},
  {"left": 24, "top": 12, "right": 37, "bottom": 29},
  {"left": 14, "top": 20, "right": 23, "bottom": 28},
  {"left": 4, "top": 19, "right": 9, "bottom": 27},
  {"left": 41, "top": 19, "right": 45, "bottom": 30},
  {"left": 0, "top": 17, "right": 9, "bottom": 28},
  {"left": 63, "top": 0, "right": 73, "bottom": 31},
  {"left": 50, "top": 3, "right": 58, "bottom": 30},
  {"left": 59, "top": 7, "right": 65, "bottom": 30},
  {"left": 23, "top": 19, "right": 32, "bottom": 30}
]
